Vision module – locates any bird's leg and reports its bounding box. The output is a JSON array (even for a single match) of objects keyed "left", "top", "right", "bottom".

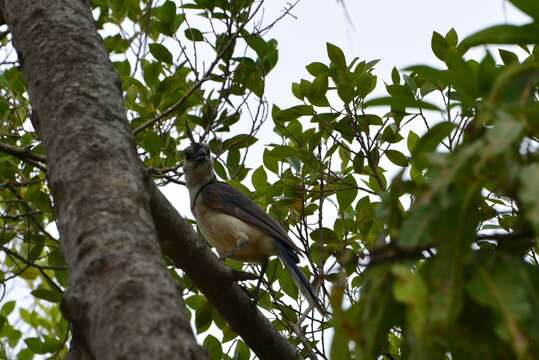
[
  {"left": 252, "top": 258, "right": 268, "bottom": 304},
  {"left": 220, "top": 236, "right": 248, "bottom": 260}
]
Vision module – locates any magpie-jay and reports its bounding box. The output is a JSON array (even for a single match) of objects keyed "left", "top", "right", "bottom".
[{"left": 183, "top": 142, "right": 324, "bottom": 314}]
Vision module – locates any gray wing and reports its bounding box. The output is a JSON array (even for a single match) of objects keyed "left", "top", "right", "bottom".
[{"left": 200, "top": 181, "right": 301, "bottom": 262}]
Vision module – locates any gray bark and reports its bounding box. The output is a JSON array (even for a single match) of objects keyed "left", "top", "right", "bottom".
[{"left": 0, "top": 1, "right": 207, "bottom": 359}]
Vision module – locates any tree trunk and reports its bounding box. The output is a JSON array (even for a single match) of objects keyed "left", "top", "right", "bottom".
[{"left": 0, "top": 1, "right": 207, "bottom": 359}]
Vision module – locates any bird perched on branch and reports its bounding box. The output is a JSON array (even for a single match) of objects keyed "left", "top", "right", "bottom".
[{"left": 183, "top": 142, "right": 324, "bottom": 314}]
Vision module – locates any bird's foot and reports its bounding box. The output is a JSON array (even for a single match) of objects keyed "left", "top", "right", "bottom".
[
  {"left": 229, "top": 269, "right": 258, "bottom": 282},
  {"left": 220, "top": 237, "right": 248, "bottom": 260}
]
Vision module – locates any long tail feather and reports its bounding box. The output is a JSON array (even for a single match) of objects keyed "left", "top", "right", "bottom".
[{"left": 275, "top": 240, "right": 325, "bottom": 316}]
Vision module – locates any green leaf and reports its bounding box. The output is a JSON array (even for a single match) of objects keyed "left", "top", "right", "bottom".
[
  {"left": 213, "top": 160, "right": 228, "bottom": 179},
  {"left": 1, "top": 301, "right": 15, "bottom": 316},
  {"left": 466, "top": 254, "right": 537, "bottom": 356},
  {"left": 203, "top": 335, "right": 222, "bottom": 360},
  {"left": 446, "top": 28, "right": 459, "bottom": 47},
  {"left": 243, "top": 32, "right": 268, "bottom": 57},
  {"left": 431, "top": 31, "right": 449, "bottom": 61},
  {"left": 402, "top": 74, "right": 417, "bottom": 93},
  {"left": 356, "top": 73, "right": 377, "bottom": 98},
  {"left": 353, "top": 153, "right": 365, "bottom": 173},
  {"left": 40, "top": 336, "right": 63, "bottom": 353},
  {"left": 337, "top": 83, "right": 355, "bottom": 103},
  {"left": 263, "top": 149, "right": 278, "bottom": 173},
  {"left": 24, "top": 338, "right": 46, "bottom": 354},
  {"left": 233, "top": 340, "right": 251, "bottom": 360},
  {"left": 279, "top": 268, "right": 299, "bottom": 299},
  {"left": 358, "top": 114, "right": 383, "bottom": 127},
  {"left": 141, "top": 60, "right": 162, "bottom": 87},
  {"left": 364, "top": 96, "right": 441, "bottom": 111},
  {"left": 226, "top": 147, "right": 240, "bottom": 169},
  {"left": 6, "top": 327, "right": 22, "bottom": 347},
  {"left": 405, "top": 65, "right": 451, "bottom": 86},
  {"left": 158, "top": 1, "right": 177, "bottom": 28},
  {"left": 351, "top": 267, "right": 399, "bottom": 359},
  {"left": 295, "top": 80, "right": 311, "bottom": 100},
  {"left": 385, "top": 150, "right": 408, "bottom": 167},
  {"left": 142, "top": 132, "right": 162, "bottom": 156},
  {"left": 311, "top": 74, "right": 328, "bottom": 102},
  {"left": 185, "top": 28, "right": 204, "bottom": 41},
  {"left": 0, "top": 315, "right": 6, "bottom": 334},
  {"left": 508, "top": 0, "right": 539, "bottom": 20},
  {"left": 149, "top": 43, "right": 173, "bottom": 65},
  {"left": 223, "top": 134, "right": 258, "bottom": 149},
  {"left": 251, "top": 166, "right": 268, "bottom": 190},
  {"left": 258, "top": 45, "right": 278, "bottom": 75},
  {"left": 104, "top": 34, "right": 130, "bottom": 54},
  {"left": 113, "top": 60, "right": 131, "bottom": 78},
  {"left": 412, "top": 122, "right": 455, "bottom": 168},
  {"left": 326, "top": 42, "right": 346, "bottom": 70},
  {"left": 499, "top": 49, "right": 519, "bottom": 65},
  {"left": 31, "top": 288, "right": 62, "bottom": 303},
  {"left": 336, "top": 174, "right": 358, "bottom": 209},
  {"left": 310, "top": 227, "right": 338, "bottom": 244},
  {"left": 392, "top": 265, "right": 428, "bottom": 337},
  {"left": 273, "top": 105, "right": 314, "bottom": 122},
  {"left": 339, "top": 146, "right": 351, "bottom": 171},
  {"left": 382, "top": 125, "right": 404, "bottom": 145},
  {"left": 152, "top": 20, "right": 174, "bottom": 36},
  {"left": 331, "top": 328, "right": 351, "bottom": 360},
  {"left": 291, "top": 82, "right": 303, "bottom": 100},
  {"left": 484, "top": 117, "right": 524, "bottom": 156},
  {"left": 391, "top": 67, "right": 400, "bottom": 84},
  {"left": 407, "top": 130, "right": 419, "bottom": 153},
  {"left": 270, "top": 145, "right": 298, "bottom": 160},
  {"left": 520, "top": 164, "right": 539, "bottom": 235},
  {"left": 399, "top": 204, "right": 434, "bottom": 247},
  {"left": 195, "top": 302, "right": 213, "bottom": 334},
  {"left": 247, "top": 71, "right": 264, "bottom": 97},
  {"left": 459, "top": 23, "right": 539, "bottom": 53},
  {"left": 306, "top": 62, "right": 329, "bottom": 76}
]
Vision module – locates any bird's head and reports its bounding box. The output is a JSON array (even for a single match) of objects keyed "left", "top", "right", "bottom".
[{"left": 182, "top": 143, "right": 214, "bottom": 187}]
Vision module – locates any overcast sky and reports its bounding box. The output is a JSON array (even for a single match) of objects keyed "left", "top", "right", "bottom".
[{"left": 265, "top": 0, "right": 530, "bottom": 107}]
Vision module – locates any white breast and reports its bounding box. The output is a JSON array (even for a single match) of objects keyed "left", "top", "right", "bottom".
[{"left": 193, "top": 201, "right": 277, "bottom": 264}]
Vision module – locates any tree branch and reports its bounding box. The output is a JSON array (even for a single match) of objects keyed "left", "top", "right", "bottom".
[
  {"left": 0, "top": 141, "right": 47, "bottom": 170},
  {"left": 476, "top": 230, "right": 534, "bottom": 242},
  {"left": 366, "top": 230, "right": 536, "bottom": 266}
]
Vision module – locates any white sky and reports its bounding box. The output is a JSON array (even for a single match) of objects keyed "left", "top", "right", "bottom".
[{"left": 266, "top": 0, "right": 530, "bottom": 107}]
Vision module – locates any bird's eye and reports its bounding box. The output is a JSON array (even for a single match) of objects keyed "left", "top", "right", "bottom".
[{"left": 184, "top": 149, "right": 194, "bottom": 159}]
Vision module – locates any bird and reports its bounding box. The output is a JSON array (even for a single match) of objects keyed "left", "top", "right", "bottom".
[{"left": 182, "top": 142, "right": 325, "bottom": 314}]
